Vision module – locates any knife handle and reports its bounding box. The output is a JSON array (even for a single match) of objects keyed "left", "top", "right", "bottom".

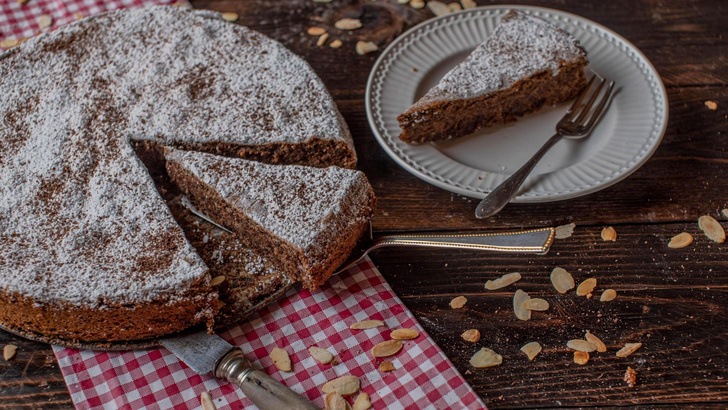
[{"left": 215, "top": 348, "right": 320, "bottom": 410}]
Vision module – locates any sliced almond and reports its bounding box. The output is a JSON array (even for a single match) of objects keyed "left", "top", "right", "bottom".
[
  {"left": 567, "top": 339, "right": 597, "bottom": 352},
  {"left": 355, "top": 41, "right": 378, "bottom": 55},
  {"left": 350, "top": 319, "right": 385, "bottom": 330},
  {"left": 316, "top": 33, "right": 329, "bottom": 47},
  {"left": 390, "top": 328, "right": 419, "bottom": 340},
  {"left": 330, "top": 39, "right": 343, "bottom": 49},
  {"left": 668, "top": 232, "right": 693, "bottom": 249},
  {"left": 616, "top": 342, "right": 642, "bottom": 358},
  {"left": 200, "top": 392, "right": 217, "bottom": 410},
  {"left": 461, "top": 329, "right": 480, "bottom": 343},
  {"left": 18, "top": 0, "right": 29, "bottom": 4},
  {"left": 699, "top": 215, "right": 726, "bottom": 243},
  {"left": 307, "top": 26, "right": 327, "bottom": 36},
  {"left": 172, "top": 1, "right": 192, "bottom": 9},
  {"left": 469, "top": 348, "right": 502, "bottom": 368},
  {"left": 378, "top": 360, "right": 395, "bottom": 372},
  {"left": 574, "top": 351, "right": 590, "bottom": 365},
  {"left": 325, "top": 392, "right": 352, "bottom": 410},
  {"left": 335, "top": 18, "right": 362, "bottom": 30},
  {"left": 576, "top": 278, "right": 597, "bottom": 296},
  {"left": 520, "top": 341, "right": 542, "bottom": 361},
  {"left": 449, "top": 295, "right": 467, "bottom": 309},
  {"left": 353, "top": 392, "right": 372, "bottom": 410},
  {"left": 221, "top": 12, "right": 239, "bottom": 22},
  {"left": 308, "top": 346, "right": 334, "bottom": 364},
  {"left": 410, "top": 0, "right": 425, "bottom": 9},
  {"left": 37, "top": 15, "right": 53, "bottom": 30},
  {"left": 397, "top": 0, "right": 410, "bottom": 3},
  {"left": 585, "top": 331, "right": 607, "bottom": 352},
  {"left": 554, "top": 223, "right": 576, "bottom": 239},
  {"left": 0, "top": 38, "right": 19, "bottom": 50},
  {"left": 513, "top": 289, "right": 531, "bottom": 321},
  {"left": 601, "top": 226, "right": 617, "bottom": 241},
  {"left": 270, "top": 347, "right": 292, "bottom": 372},
  {"left": 322, "top": 375, "right": 360, "bottom": 396},
  {"left": 722, "top": 209, "right": 728, "bottom": 218},
  {"left": 427, "top": 0, "right": 451, "bottom": 16},
  {"left": 73, "top": 13, "right": 86, "bottom": 20},
  {"left": 550, "top": 267, "right": 575, "bottom": 294},
  {"left": 460, "top": 0, "right": 477, "bottom": 9},
  {"left": 371, "top": 339, "right": 403, "bottom": 358},
  {"left": 522, "top": 298, "right": 549, "bottom": 311},
  {"left": 3, "top": 344, "right": 17, "bottom": 361},
  {"left": 209, "top": 275, "right": 226, "bottom": 286},
  {"left": 449, "top": 2, "right": 462, "bottom": 11},
  {"left": 600, "top": 288, "right": 617, "bottom": 302},
  {"left": 484, "top": 272, "right": 521, "bottom": 290}
]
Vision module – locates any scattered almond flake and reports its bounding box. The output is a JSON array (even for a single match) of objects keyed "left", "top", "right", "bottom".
[
  {"left": 371, "top": 340, "right": 403, "bottom": 358},
  {"left": 461, "top": 329, "right": 480, "bottom": 343},
  {"left": 698, "top": 215, "right": 726, "bottom": 243},
  {"left": 705, "top": 100, "right": 718, "bottom": 110},
  {"left": 308, "top": 346, "right": 334, "bottom": 364},
  {"left": 37, "top": 14, "right": 52, "bottom": 30},
  {"left": 335, "top": 18, "right": 362, "bottom": 30},
  {"left": 460, "top": 0, "right": 477, "bottom": 8},
  {"left": 576, "top": 277, "right": 597, "bottom": 296},
  {"left": 600, "top": 288, "right": 617, "bottom": 302},
  {"left": 585, "top": 331, "right": 607, "bottom": 352},
  {"left": 624, "top": 366, "right": 637, "bottom": 387},
  {"left": 616, "top": 342, "right": 642, "bottom": 358},
  {"left": 522, "top": 298, "right": 549, "bottom": 311},
  {"left": 554, "top": 223, "right": 576, "bottom": 239},
  {"left": 307, "top": 26, "right": 327, "bottom": 36},
  {"left": 350, "top": 319, "right": 385, "bottom": 330},
  {"left": 353, "top": 392, "right": 372, "bottom": 410},
  {"left": 317, "top": 33, "right": 329, "bottom": 47},
  {"left": 722, "top": 209, "right": 728, "bottom": 218},
  {"left": 18, "top": 0, "right": 29, "bottom": 4},
  {"left": 355, "top": 41, "right": 378, "bottom": 55},
  {"left": 427, "top": 0, "right": 451, "bottom": 16},
  {"left": 469, "top": 348, "right": 502, "bottom": 368},
  {"left": 410, "top": 0, "right": 425, "bottom": 9},
  {"left": 270, "top": 347, "right": 292, "bottom": 372},
  {"left": 397, "top": 0, "right": 410, "bottom": 3},
  {"left": 520, "top": 341, "right": 542, "bottom": 361},
  {"left": 322, "top": 375, "right": 360, "bottom": 395},
  {"left": 567, "top": 339, "right": 597, "bottom": 352},
  {"left": 668, "top": 232, "right": 693, "bottom": 249},
  {"left": 449, "top": 295, "right": 467, "bottom": 309},
  {"left": 484, "top": 272, "right": 521, "bottom": 290},
  {"left": 3, "top": 344, "right": 17, "bottom": 361},
  {"left": 325, "top": 392, "right": 352, "bottom": 410},
  {"left": 172, "top": 1, "right": 192, "bottom": 9},
  {"left": 513, "top": 289, "right": 531, "bottom": 321},
  {"left": 550, "top": 267, "right": 575, "bottom": 294},
  {"left": 200, "top": 392, "right": 217, "bottom": 410},
  {"left": 601, "top": 226, "right": 617, "bottom": 241},
  {"left": 209, "top": 275, "right": 226, "bottom": 286},
  {"left": 574, "top": 351, "right": 590, "bottom": 365},
  {"left": 449, "top": 2, "right": 462, "bottom": 12},
  {"left": 329, "top": 39, "right": 343, "bottom": 49},
  {"left": 390, "top": 328, "right": 419, "bottom": 340},
  {"left": 221, "top": 12, "right": 239, "bottom": 22},
  {"left": 378, "top": 361, "right": 395, "bottom": 372},
  {"left": 0, "top": 38, "right": 19, "bottom": 50},
  {"left": 73, "top": 12, "right": 86, "bottom": 20}
]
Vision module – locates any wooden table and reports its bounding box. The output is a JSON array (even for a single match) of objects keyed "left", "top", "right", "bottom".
[{"left": 2, "top": 0, "right": 726, "bottom": 408}]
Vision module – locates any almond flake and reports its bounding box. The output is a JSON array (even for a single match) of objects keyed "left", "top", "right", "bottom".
[
  {"left": 322, "top": 375, "right": 360, "bottom": 396},
  {"left": 513, "top": 289, "right": 531, "bottom": 321},
  {"left": 350, "top": 319, "right": 385, "bottom": 330},
  {"left": 616, "top": 342, "right": 642, "bottom": 358},
  {"left": 574, "top": 351, "right": 590, "bottom": 365},
  {"left": 698, "top": 215, "right": 726, "bottom": 243},
  {"left": 567, "top": 339, "right": 597, "bottom": 352},
  {"left": 172, "top": 1, "right": 192, "bottom": 9},
  {"left": 18, "top": 0, "right": 29, "bottom": 4},
  {"left": 200, "top": 392, "right": 217, "bottom": 410},
  {"left": 427, "top": 0, "right": 451, "bottom": 16},
  {"left": 449, "top": 295, "right": 467, "bottom": 309},
  {"left": 461, "top": 329, "right": 480, "bottom": 343},
  {"left": 355, "top": 41, "right": 378, "bottom": 55},
  {"left": 378, "top": 361, "right": 395, "bottom": 372},
  {"left": 576, "top": 277, "right": 597, "bottom": 296},
  {"left": 0, "top": 38, "right": 19, "bottom": 49},
  {"left": 221, "top": 12, "right": 239, "bottom": 22},
  {"left": 353, "top": 392, "right": 372, "bottom": 410},
  {"left": 329, "top": 39, "right": 343, "bottom": 49},
  {"left": 308, "top": 346, "right": 334, "bottom": 364},
  {"left": 460, "top": 0, "right": 477, "bottom": 9},
  {"left": 554, "top": 223, "right": 576, "bottom": 239},
  {"left": 469, "top": 347, "right": 502, "bottom": 368},
  {"left": 449, "top": 2, "right": 462, "bottom": 12},
  {"left": 270, "top": 347, "right": 292, "bottom": 372},
  {"left": 585, "top": 331, "right": 607, "bottom": 352},
  {"left": 397, "top": 0, "right": 410, "bottom": 3},
  {"left": 316, "top": 33, "right": 329, "bottom": 47},
  {"left": 3, "top": 344, "right": 17, "bottom": 361},
  {"left": 484, "top": 272, "right": 521, "bottom": 290},
  {"left": 520, "top": 341, "right": 542, "bottom": 361},
  {"left": 335, "top": 18, "right": 362, "bottom": 30},
  {"left": 390, "top": 328, "right": 419, "bottom": 340},
  {"left": 550, "top": 267, "right": 575, "bottom": 294},
  {"left": 624, "top": 366, "right": 637, "bottom": 387},
  {"left": 209, "top": 275, "right": 226, "bottom": 286},
  {"left": 522, "top": 298, "right": 549, "bottom": 311},
  {"left": 73, "top": 13, "right": 86, "bottom": 20},
  {"left": 37, "top": 14, "right": 52, "bottom": 30},
  {"left": 600, "top": 288, "right": 617, "bottom": 302},
  {"left": 722, "top": 209, "right": 728, "bottom": 218},
  {"left": 325, "top": 392, "right": 352, "bottom": 410},
  {"left": 410, "top": 0, "right": 425, "bottom": 9},
  {"left": 705, "top": 100, "right": 718, "bottom": 110},
  {"left": 668, "top": 232, "right": 693, "bottom": 248},
  {"left": 601, "top": 226, "right": 617, "bottom": 241},
  {"left": 371, "top": 340, "right": 403, "bottom": 358},
  {"left": 307, "top": 26, "right": 327, "bottom": 36}
]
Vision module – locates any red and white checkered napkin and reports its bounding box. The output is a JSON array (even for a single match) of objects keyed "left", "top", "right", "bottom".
[{"left": 53, "top": 257, "right": 486, "bottom": 409}]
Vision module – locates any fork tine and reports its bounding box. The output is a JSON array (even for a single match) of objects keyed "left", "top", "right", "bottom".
[
  {"left": 567, "top": 75, "right": 598, "bottom": 116},
  {"left": 583, "top": 80, "right": 615, "bottom": 130},
  {"left": 573, "top": 77, "right": 607, "bottom": 124}
]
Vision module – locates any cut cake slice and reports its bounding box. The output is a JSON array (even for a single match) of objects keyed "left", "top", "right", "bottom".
[
  {"left": 164, "top": 148, "right": 376, "bottom": 290},
  {"left": 398, "top": 10, "right": 589, "bottom": 143}
]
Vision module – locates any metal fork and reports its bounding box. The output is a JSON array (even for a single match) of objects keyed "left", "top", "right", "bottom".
[{"left": 475, "top": 75, "right": 616, "bottom": 219}]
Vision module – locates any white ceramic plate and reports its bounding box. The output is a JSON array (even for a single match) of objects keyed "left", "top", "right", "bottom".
[{"left": 366, "top": 5, "right": 668, "bottom": 202}]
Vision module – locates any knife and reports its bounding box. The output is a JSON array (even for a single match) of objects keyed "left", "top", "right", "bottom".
[{"left": 160, "top": 332, "right": 319, "bottom": 410}]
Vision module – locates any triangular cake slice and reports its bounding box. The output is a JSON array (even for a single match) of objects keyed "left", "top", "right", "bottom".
[
  {"left": 398, "top": 10, "right": 588, "bottom": 143},
  {"left": 164, "top": 148, "right": 376, "bottom": 290}
]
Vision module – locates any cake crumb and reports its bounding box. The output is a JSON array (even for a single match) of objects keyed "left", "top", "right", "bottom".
[
  {"left": 705, "top": 100, "right": 718, "bottom": 110},
  {"left": 624, "top": 366, "right": 637, "bottom": 387}
]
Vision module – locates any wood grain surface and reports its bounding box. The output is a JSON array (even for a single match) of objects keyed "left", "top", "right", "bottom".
[{"left": 1, "top": 0, "right": 727, "bottom": 408}]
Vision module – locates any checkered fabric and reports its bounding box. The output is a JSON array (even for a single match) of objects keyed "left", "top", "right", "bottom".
[{"left": 54, "top": 258, "right": 486, "bottom": 409}]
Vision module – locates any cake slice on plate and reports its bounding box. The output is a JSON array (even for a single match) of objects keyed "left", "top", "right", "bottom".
[
  {"left": 164, "top": 148, "right": 376, "bottom": 290},
  {"left": 398, "top": 10, "right": 588, "bottom": 143}
]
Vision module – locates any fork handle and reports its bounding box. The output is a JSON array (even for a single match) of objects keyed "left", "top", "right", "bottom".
[{"left": 475, "top": 133, "right": 562, "bottom": 218}]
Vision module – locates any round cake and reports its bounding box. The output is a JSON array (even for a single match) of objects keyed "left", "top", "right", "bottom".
[{"left": 0, "top": 6, "right": 364, "bottom": 343}]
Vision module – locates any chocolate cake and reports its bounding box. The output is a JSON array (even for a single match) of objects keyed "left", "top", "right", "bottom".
[
  {"left": 164, "top": 148, "right": 376, "bottom": 290},
  {"left": 398, "top": 10, "right": 588, "bottom": 143},
  {"left": 0, "top": 6, "right": 365, "bottom": 343}
]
